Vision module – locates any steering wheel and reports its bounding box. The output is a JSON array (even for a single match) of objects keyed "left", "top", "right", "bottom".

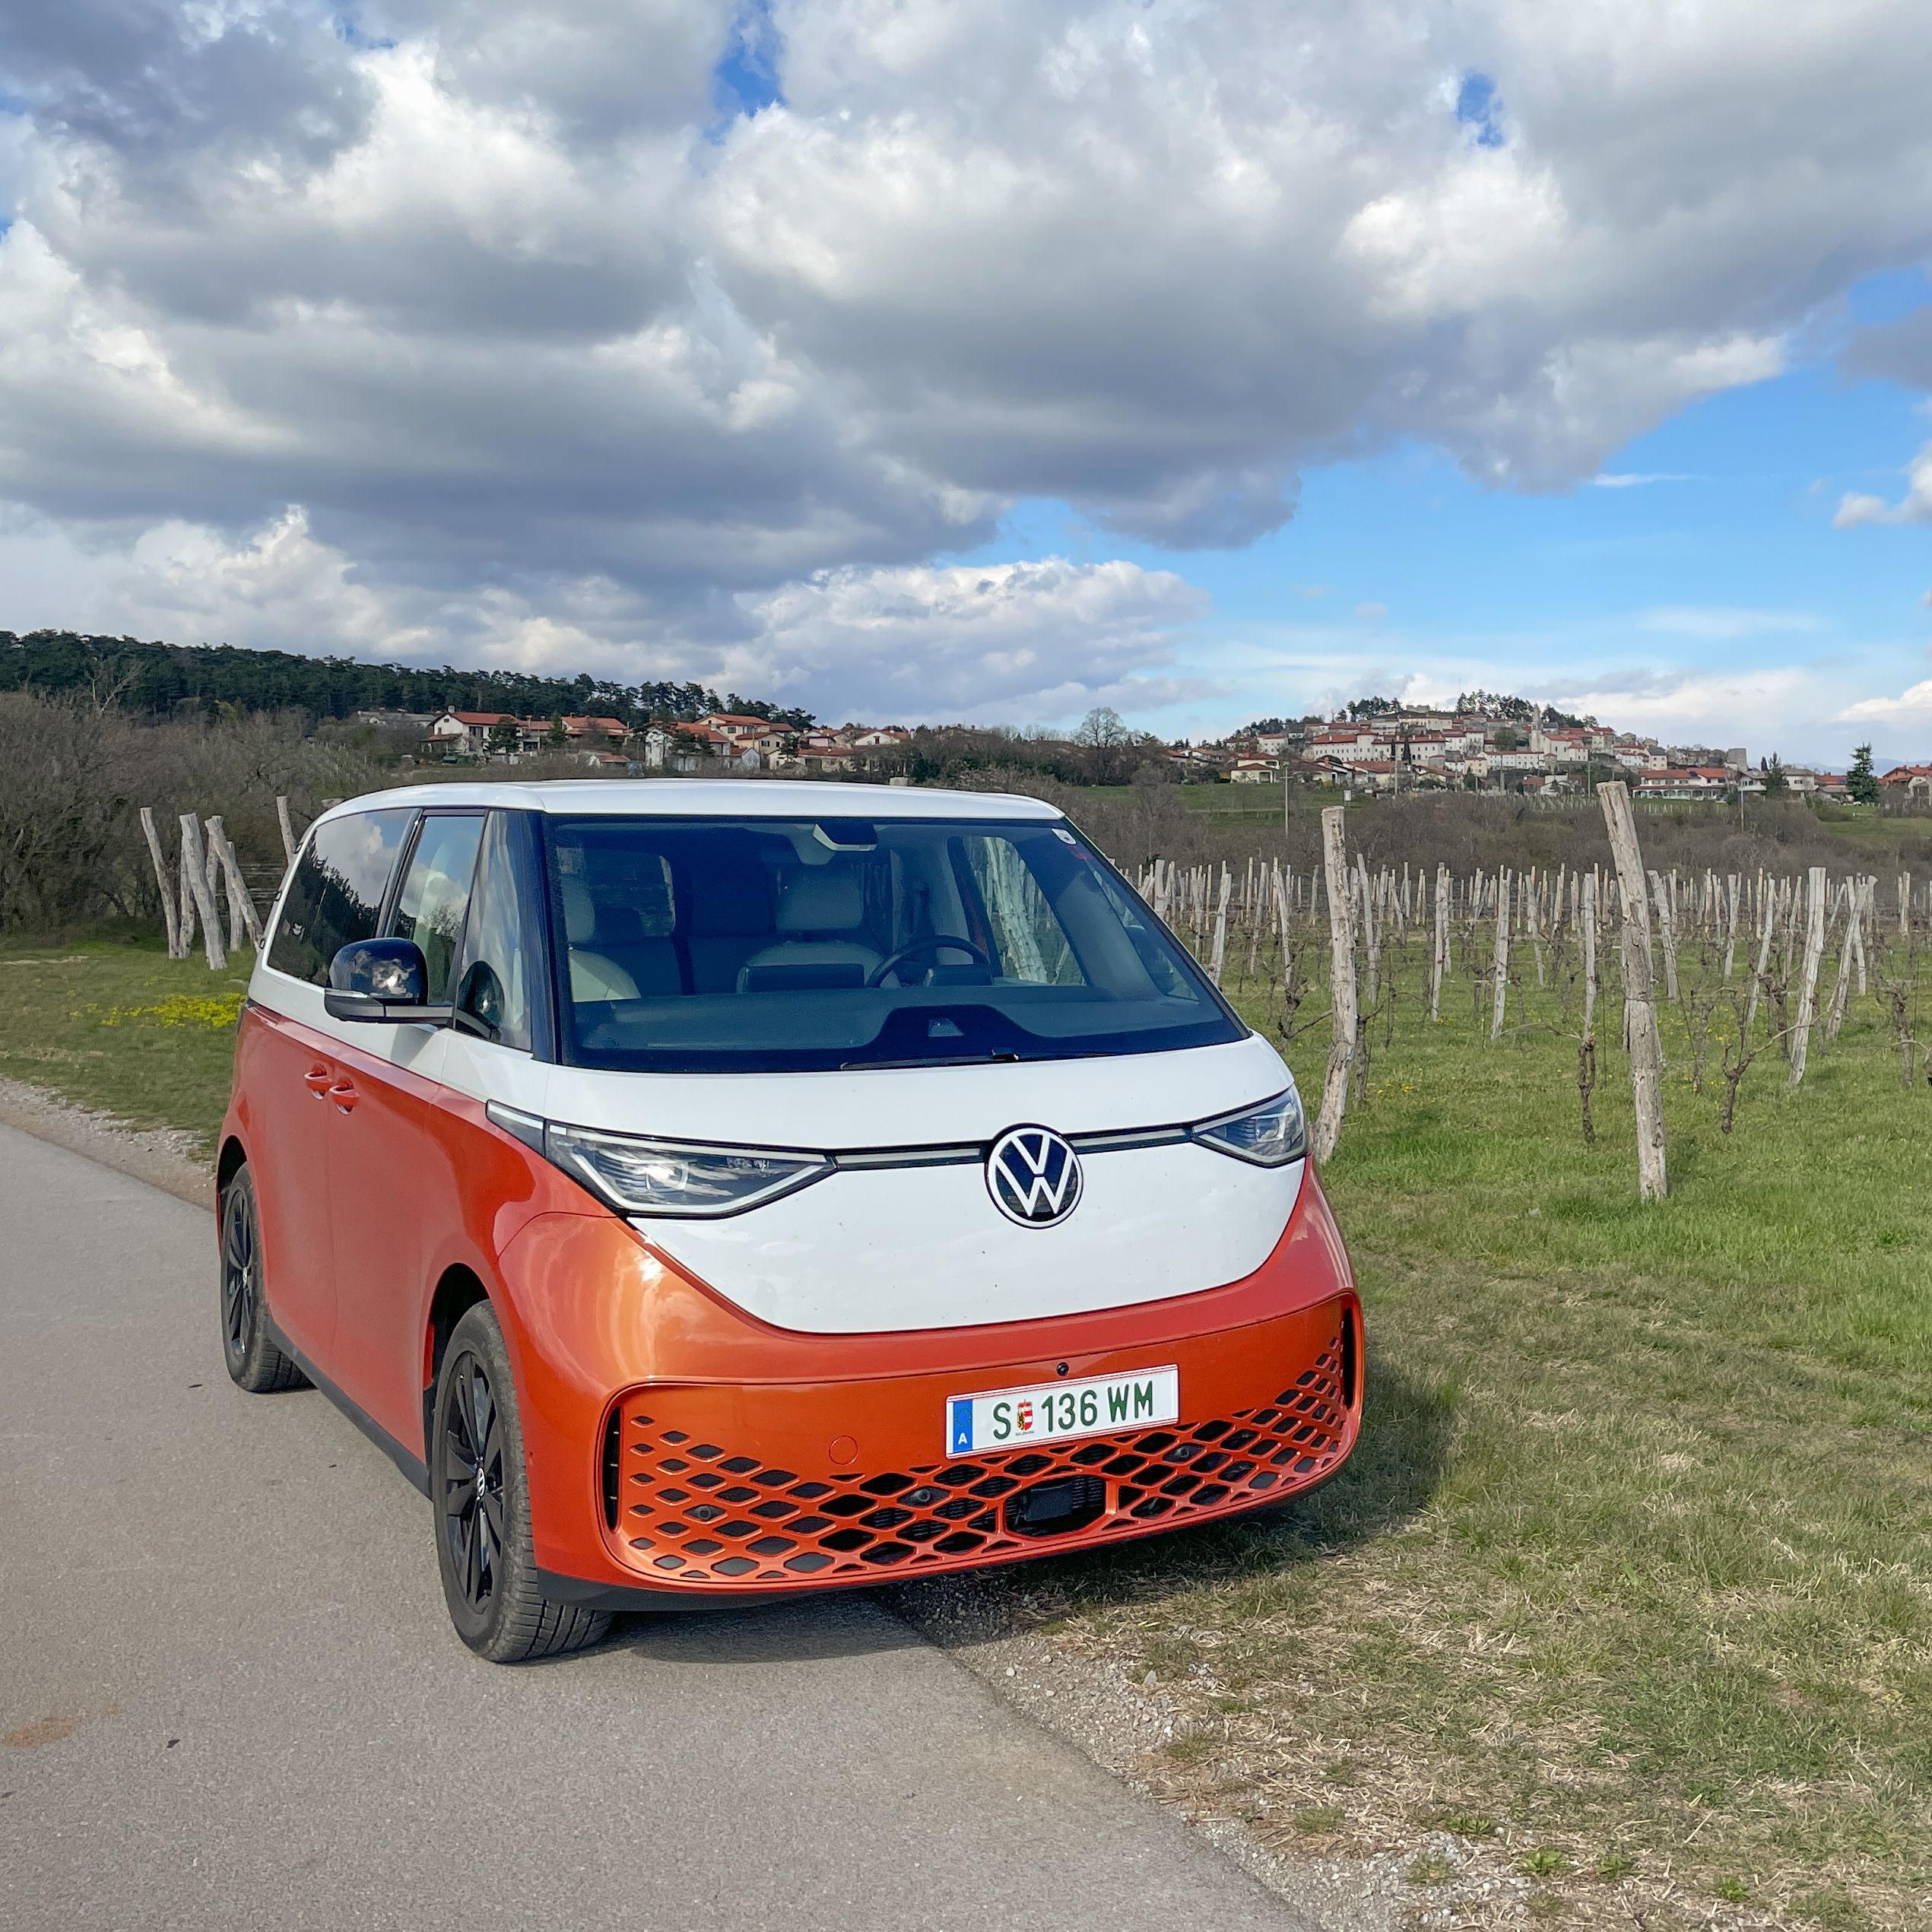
[{"left": 866, "top": 935, "right": 993, "bottom": 988}]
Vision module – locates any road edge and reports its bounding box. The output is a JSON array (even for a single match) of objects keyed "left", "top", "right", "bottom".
[{"left": 0, "top": 1077, "right": 214, "bottom": 1210}]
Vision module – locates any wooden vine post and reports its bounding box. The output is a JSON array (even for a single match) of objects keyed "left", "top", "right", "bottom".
[
  {"left": 1581, "top": 868, "right": 1599, "bottom": 1042},
  {"left": 1207, "top": 866, "right": 1231, "bottom": 985},
  {"left": 1598, "top": 782, "right": 1667, "bottom": 1201},
  {"left": 1578, "top": 868, "right": 1600, "bottom": 1144},
  {"left": 1649, "top": 870, "right": 1680, "bottom": 1002},
  {"left": 1489, "top": 869, "right": 1512, "bottom": 1040},
  {"left": 1357, "top": 853, "right": 1382, "bottom": 1007},
  {"left": 1746, "top": 884, "right": 1778, "bottom": 1030},
  {"left": 177, "top": 813, "right": 227, "bottom": 971},
  {"left": 1430, "top": 862, "right": 1449, "bottom": 1021},
  {"left": 1312, "top": 806, "right": 1356, "bottom": 1164},
  {"left": 1789, "top": 865, "right": 1827, "bottom": 1086},
  {"left": 207, "top": 815, "right": 265, "bottom": 951},
  {"left": 138, "top": 807, "right": 185, "bottom": 959}
]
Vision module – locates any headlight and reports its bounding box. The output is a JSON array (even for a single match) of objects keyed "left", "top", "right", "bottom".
[
  {"left": 540, "top": 1119, "right": 833, "bottom": 1218},
  {"left": 1193, "top": 1087, "right": 1307, "bottom": 1167}
]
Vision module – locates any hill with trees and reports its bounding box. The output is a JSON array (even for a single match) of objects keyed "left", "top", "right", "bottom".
[{"left": 0, "top": 630, "right": 814, "bottom": 731}]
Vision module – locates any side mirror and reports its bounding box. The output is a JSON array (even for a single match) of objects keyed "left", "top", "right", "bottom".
[
  {"left": 451, "top": 958, "right": 504, "bottom": 1042},
  {"left": 324, "top": 938, "right": 451, "bottom": 1023}
]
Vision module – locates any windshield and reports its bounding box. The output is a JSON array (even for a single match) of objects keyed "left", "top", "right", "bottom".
[{"left": 541, "top": 813, "right": 1243, "bottom": 1074}]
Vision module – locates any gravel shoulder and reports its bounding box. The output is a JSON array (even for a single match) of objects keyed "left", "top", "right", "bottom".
[{"left": 0, "top": 1074, "right": 213, "bottom": 1208}]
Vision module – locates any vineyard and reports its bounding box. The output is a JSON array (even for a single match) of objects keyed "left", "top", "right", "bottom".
[{"left": 1137, "top": 786, "right": 1932, "bottom": 1198}]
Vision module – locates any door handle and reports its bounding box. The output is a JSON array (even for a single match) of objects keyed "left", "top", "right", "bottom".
[
  {"left": 303, "top": 1064, "right": 333, "bottom": 1099},
  {"left": 328, "top": 1080, "right": 359, "bottom": 1114}
]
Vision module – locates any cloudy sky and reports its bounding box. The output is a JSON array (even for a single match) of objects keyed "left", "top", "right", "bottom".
[{"left": 2, "top": 1, "right": 1931, "bottom": 760}]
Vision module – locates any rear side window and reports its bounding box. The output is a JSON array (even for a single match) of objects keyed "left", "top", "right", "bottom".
[
  {"left": 387, "top": 814, "right": 485, "bottom": 1001},
  {"left": 268, "top": 809, "right": 414, "bottom": 985}
]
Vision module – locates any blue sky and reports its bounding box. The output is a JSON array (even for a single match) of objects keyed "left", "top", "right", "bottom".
[
  {"left": 958, "top": 294, "right": 1932, "bottom": 764},
  {"left": 6, "top": 3, "right": 1932, "bottom": 762}
]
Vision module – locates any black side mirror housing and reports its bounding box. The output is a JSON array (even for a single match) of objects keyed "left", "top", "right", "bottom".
[{"left": 324, "top": 938, "right": 451, "bottom": 1023}]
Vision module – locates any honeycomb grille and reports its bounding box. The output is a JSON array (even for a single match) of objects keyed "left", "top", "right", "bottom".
[{"left": 611, "top": 1328, "right": 1353, "bottom": 1589}]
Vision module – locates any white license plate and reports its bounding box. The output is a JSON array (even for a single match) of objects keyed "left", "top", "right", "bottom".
[{"left": 946, "top": 1366, "right": 1179, "bottom": 1456}]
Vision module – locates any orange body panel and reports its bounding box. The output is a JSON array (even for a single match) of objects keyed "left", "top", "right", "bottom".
[
  {"left": 231, "top": 1005, "right": 344, "bottom": 1362},
  {"left": 223, "top": 1003, "right": 1363, "bottom": 1602}
]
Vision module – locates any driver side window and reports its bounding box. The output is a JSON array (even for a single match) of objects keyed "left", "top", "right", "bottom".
[{"left": 452, "top": 812, "right": 533, "bottom": 1051}]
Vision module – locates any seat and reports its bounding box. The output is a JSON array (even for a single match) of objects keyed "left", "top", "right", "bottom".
[
  {"left": 735, "top": 866, "right": 880, "bottom": 992},
  {"left": 684, "top": 842, "right": 774, "bottom": 993},
  {"left": 586, "top": 902, "right": 682, "bottom": 998},
  {"left": 559, "top": 877, "right": 638, "bottom": 1002}
]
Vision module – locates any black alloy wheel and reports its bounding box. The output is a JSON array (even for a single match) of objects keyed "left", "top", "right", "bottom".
[
  {"left": 429, "top": 1302, "right": 610, "bottom": 1663},
  {"left": 439, "top": 1347, "right": 506, "bottom": 1616},
  {"left": 218, "top": 1166, "right": 304, "bottom": 1394}
]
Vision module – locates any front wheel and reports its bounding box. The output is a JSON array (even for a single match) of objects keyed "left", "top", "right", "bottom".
[
  {"left": 431, "top": 1302, "right": 610, "bottom": 1663},
  {"left": 219, "top": 1166, "right": 306, "bottom": 1394}
]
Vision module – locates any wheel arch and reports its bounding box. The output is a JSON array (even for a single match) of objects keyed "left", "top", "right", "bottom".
[
  {"left": 216, "top": 1133, "right": 249, "bottom": 1207},
  {"left": 422, "top": 1264, "right": 493, "bottom": 1459}
]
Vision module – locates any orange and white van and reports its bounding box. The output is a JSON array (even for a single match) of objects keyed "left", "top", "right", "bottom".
[{"left": 219, "top": 782, "right": 1360, "bottom": 1660}]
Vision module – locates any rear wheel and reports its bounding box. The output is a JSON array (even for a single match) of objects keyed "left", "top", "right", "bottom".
[
  {"left": 432, "top": 1302, "right": 610, "bottom": 1663},
  {"left": 219, "top": 1166, "right": 305, "bottom": 1394}
]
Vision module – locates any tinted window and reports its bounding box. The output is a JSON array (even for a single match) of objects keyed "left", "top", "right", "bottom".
[
  {"left": 387, "top": 814, "right": 485, "bottom": 1001},
  {"left": 452, "top": 813, "right": 535, "bottom": 1052},
  {"left": 268, "top": 809, "right": 414, "bottom": 985},
  {"left": 544, "top": 814, "right": 1242, "bottom": 1074}
]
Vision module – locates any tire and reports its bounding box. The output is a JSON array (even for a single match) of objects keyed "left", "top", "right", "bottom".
[
  {"left": 431, "top": 1302, "right": 611, "bottom": 1663},
  {"left": 219, "top": 1166, "right": 306, "bottom": 1394}
]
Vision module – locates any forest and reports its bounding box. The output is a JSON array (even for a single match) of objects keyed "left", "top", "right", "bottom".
[{"left": 0, "top": 629, "right": 811, "bottom": 731}]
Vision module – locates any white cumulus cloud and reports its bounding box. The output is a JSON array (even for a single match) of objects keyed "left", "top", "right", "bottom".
[
  {"left": 1834, "top": 436, "right": 1932, "bottom": 527},
  {"left": 1838, "top": 677, "right": 1932, "bottom": 723},
  {"left": 0, "top": 503, "right": 1200, "bottom": 719},
  {"left": 738, "top": 557, "right": 1210, "bottom": 717}
]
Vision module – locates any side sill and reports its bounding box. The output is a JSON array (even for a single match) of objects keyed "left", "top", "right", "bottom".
[{"left": 262, "top": 1311, "right": 431, "bottom": 1498}]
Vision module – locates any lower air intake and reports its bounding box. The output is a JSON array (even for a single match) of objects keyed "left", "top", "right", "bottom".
[{"left": 608, "top": 1321, "right": 1353, "bottom": 1590}]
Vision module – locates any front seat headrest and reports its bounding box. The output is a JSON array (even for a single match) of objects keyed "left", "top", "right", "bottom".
[
  {"left": 560, "top": 874, "right": 596, "bottom": 944},
  {"left": 776, "top": 868, "right": 864, "bottom": 934}
]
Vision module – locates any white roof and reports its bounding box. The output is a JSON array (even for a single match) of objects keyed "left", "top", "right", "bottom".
[{"left": 311, "top": 779, "right": 1061, "bottom": 826}]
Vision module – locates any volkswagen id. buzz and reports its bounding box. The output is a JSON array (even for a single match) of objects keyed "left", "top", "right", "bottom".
[{"left": 219, "top": 782, "right": 1361, "bottom": 1660}]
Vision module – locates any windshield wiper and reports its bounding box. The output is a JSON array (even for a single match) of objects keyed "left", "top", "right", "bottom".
[{"left": 842, "top": 1051, "right": 1023, "bottom": 1071}]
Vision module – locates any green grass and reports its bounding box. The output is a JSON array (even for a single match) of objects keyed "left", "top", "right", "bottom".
[{"left": 0, "top": 931, "right": 249, "bottom": 1155}]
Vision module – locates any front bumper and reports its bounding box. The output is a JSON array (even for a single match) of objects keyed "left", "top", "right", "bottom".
[
  {"left": 596, "top": 1292, "right": 1359, "bottom": 1594},
  {"left": 496, "top": 1166, "right": 1363, "bottom": 1604}
]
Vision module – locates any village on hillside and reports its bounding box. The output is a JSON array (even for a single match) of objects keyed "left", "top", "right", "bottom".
[
  {"left": 414, "top": 707, "right": 912, "bottom": 775},
  {"left": 369, "top": 696, "right": 1932, "bottom": 804},
  {"left": 1193, "top": 703, "right": 1867, "bottom": 802}
]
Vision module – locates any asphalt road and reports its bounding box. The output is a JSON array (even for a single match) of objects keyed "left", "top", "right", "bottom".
[{"left": 0, "top": 1124, "right": 1316, "bottom": 1932}]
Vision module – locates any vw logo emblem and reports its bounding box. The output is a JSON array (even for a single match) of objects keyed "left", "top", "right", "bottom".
[{"left": 985, "top": 1125, "right": 1083, "bottom": 1228}]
